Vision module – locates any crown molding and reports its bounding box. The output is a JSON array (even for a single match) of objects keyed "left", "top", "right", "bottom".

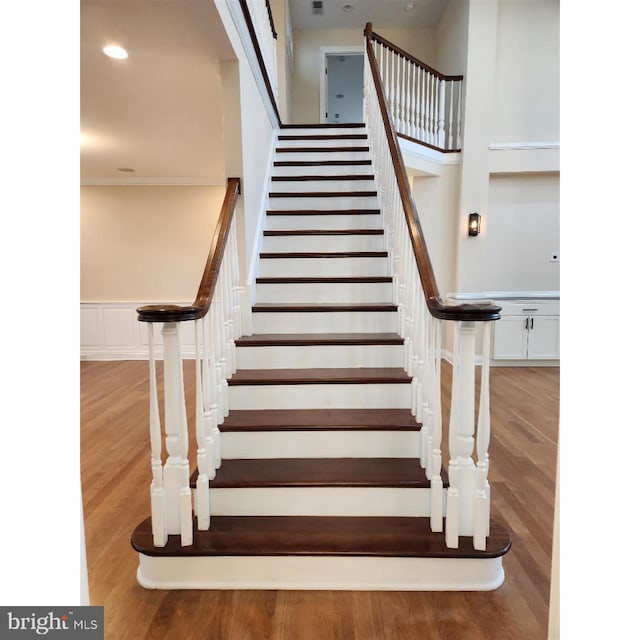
[{"left": 80, "top": 177, "right": 226, "bottom": 186}]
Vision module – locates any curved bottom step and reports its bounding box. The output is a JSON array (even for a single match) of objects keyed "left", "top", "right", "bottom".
[{"left": 132, "top": 516, "right": 511, "bottom": 591}]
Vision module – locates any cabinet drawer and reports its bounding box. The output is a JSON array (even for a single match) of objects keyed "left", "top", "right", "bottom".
[{"left": 498, "top": 300, "right": 559, "bottom": 316}]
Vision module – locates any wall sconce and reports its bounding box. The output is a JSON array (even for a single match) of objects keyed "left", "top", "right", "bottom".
[{"left": 468, "top": 212, "right": 481, "bottom": 236}]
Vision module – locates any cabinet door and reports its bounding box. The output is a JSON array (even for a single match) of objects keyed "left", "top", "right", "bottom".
[
  {"left": 527, "top": 316, "right": 560, "bottom": 359},
  {"left": 493, "top": 316, "right": 529, "bottom": 359}
]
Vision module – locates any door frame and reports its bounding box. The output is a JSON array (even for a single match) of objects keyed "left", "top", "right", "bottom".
[{"left": 318, "top": 46, "right": 365, "bottom": 124}]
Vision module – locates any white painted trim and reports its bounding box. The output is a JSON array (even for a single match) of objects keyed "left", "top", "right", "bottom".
[
  {"left": 137, "top": 555, "right": 505, "bottom": 591},
  {"left": 447, "top": 291, "right": 560, "bottom": 301},
  {"left": 399, "top": 136, "right": 461, "bottom": 177},
  {"left": 80, "top": 177, "right": 226, "bottom": 186},
  {"left": 319, "top": 45, "right": 365, "bottom": 123},
  {"left": 219, "top": 0, "right": 280, "bottom": 128},
  {"left": 441, "top": 349, "right": 482, "bottom": 367},
  {"left": 246, "top": 128, "right": 278, "bottom": 309},
  {"left": 489, "top": 142, "right": 560, "bottom": 150}
]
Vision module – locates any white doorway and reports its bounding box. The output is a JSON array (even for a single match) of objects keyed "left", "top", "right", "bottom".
[{"left": 319, "top": 47, "right": 364, "bottom": 124}]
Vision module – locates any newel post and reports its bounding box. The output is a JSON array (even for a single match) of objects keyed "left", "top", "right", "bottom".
[
  {"left": 161, "top": 322, "right": 193, "bottom": 546},
  {"left": 446, "top": 321, "right": 478, "bottom": 547}
]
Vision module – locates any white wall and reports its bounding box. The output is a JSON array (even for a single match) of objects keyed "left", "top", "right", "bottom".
[
  {"left": 436, "top": 0, "right": 469, "bottom": 77},
  {"left": 411, "top": 165, "right": 461, "bottom": 298},
  {"left": 291, "top": 27, "right": 437, "bottom": 123},
  {"left": 80, "top": 185, "right": 227, "bottom": 303},
  {"left": 485, "top": 173, "right": 559, "bottom": 292},
  {"left": 493, "top": 0, "right": 560, "bottom": 144}
]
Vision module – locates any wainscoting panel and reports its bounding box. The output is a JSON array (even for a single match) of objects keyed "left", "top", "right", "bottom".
[{"left": 81, "top": 303, "right": 196, "bottom": 360}]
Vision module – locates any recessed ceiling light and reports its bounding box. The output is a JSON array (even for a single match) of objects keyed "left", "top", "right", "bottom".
[
  {"left": 117, "top": 167, "right": 135, "bottom": 172},
  {"left": 103, "top": 45, "right": 128, "bottom": 59},
  {"left": 405, "top": 2, "right": 415, "bottom": 11},
  {"left": 342, "top": 3, "right": 354, "bottom": 11}
]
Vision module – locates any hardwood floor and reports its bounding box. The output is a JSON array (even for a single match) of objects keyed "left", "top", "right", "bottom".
[{"left": 81, "top": 360, "right": 558, "bottom": 640}]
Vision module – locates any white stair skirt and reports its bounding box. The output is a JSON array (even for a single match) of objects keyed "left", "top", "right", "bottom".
[
  {"left": 229, "top": 383, "right": 411, "bottom": 410},
  {"left": 137, "top": 555, "right": 506, "bottom": 591},
  {"left": 208, "top": 487, "right": 434, "bottom": 517},
  {"left": 221, "top": 430, "right": 418, "bottom": 459},
  {"left": 251, "top": 309, "right": 397, "bottom": 334}
]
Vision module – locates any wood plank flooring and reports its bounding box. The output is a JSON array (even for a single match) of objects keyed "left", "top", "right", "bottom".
[{"left": 81, "top": 361, "right": 558, "bottom": 640}]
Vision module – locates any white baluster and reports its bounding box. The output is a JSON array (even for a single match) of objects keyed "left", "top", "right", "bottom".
[
  {"left": 437, "top": 78, "right": 446, "bottom": 149},
  {"left": 202, "top": 308, "right": 218, "bottom": 476},
  {"left": 417, "top": 67, "right": 425, "bottom": 142},
  {"left": 446, "top": 323, "right": 460, "bottom": 548},
  {"left": 194, "top": 319, "right": 211, "bottom": 531},
  {"left": 147, "top": 324, "right": 167, "bottom": 547},
  {"left": 448, "top": 81, "right": 454, "bottom": 150},
  {"left": 161, "top": 322, "right": 193, "bottom": 546},
  {"left": 474, "top": 323, "right": 492, "bottom": 550},
  {"left": 456, "top": 80, "right": 462, "bottom": 149}
]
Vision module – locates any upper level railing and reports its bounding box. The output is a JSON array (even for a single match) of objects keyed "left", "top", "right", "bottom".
[
  {"left": 369, "top": 29, "right": 463, "bottom": 152},
  {"left": 137, "top": 178, "right": 242, "bottom": 547},
  {"left": 364, "top": 23, "right": 499, "bottom": 550}
]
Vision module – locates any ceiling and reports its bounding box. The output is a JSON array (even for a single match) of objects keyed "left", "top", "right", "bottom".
[
  {"left": 288, "top": 0, "right": 449, "bottom": 30},
  {"left": 80, "top": 0, "right": 235, "bottom": 184},
  {"left": 80, "top": 0, "right": 450, "bottom": 184}
]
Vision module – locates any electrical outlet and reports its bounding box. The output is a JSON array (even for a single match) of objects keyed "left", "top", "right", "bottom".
[{"left": 550, "top": 253, "right": 559, "bottom": 262}]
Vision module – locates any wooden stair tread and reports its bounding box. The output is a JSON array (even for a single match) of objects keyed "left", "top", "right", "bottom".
[
  {"left": 220, "top": 408, "right": 420, "bottom": 431},
  {"left": 252, "top": 303, "right": 397, "bottom": 312},
  {"left": 275, "top": 146, "right": 369, "bottom": 153},
  {"left": 264, "top": 229, "right": 383, "bottom": 236},
  {"left": 266, "top": 209, "right": 380, "bottom": 215},
  {"left": 269, "top": 191, "right": 377, "bottom": 198},
  {"left": 278, "top": 134, "right": 368, "bottom": 141},
  {"left": 200, "top": 458, "right": 432, "bottom": 489},
  {"left": 132, "top": 515, "right": 511, "bottom": 559},
  {"left": 273, "top": 160, "right": 372, "bottom": 166},
  {"left": 280, "top": 123, "right": 365, "bottom": 129},
  {"left": 228, "top": 368, "right": 411, "bottom": 386},
  {"left": 255, "top": 276, "right": 392, "bottom": 284},
  {"left": 271, "top": 175, "right": 374, "bottom": 181},
  {"left": 260, "top": 251, "right": 388, "bottom": 258},
  {"left": 236, "top": 333, "right": 402, "bottom": 347}
]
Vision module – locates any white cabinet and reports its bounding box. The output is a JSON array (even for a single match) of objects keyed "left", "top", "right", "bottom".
[{"left": 493, "top": 300, "right": 559, "bottom": 361}]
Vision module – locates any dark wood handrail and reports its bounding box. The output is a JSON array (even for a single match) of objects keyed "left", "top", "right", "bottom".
[
  {"left": 265, "top": 0, "right": 278, "bottom": 39},
  {"left": 370, "top": 30, "right": 463, "bottom": 82},
  {"left": 365, "top": 23, "right": 499, "bottom": 322},
  {"left": 137, "top": 178, "right": 241, "bottom": 323},
  {"left": 239, "top": 0, "right": 282, "bottom": 127}
]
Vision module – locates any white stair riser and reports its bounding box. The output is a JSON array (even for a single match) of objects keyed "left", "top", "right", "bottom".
[
  {"left": 229, "top": 383, "right": 411, "bottom": 410},
  {"left": 276, "top": 138, "right": 368, "bottom": 149},
  {"left": 221, "top": 430, "right": 418, "bottom": 458},
  {"left": 259, "top": 256, "right": 389, "bottom": 278},
  {"left": 251, "top": 310, "right": 398, "bottom": 334},
  {"left": 272, "top": 164, "right": 373, "bottom": 178},
  {"left": 208, "top": 487, "right": 436, "bottom": 517},
  {"left": 279, "top": 127, "right": 366, "bottom": 137},
  {"left": 137, "top": 555, "right": 506, "bottom": 591},
  {"left": 255, "top": 281, "right": 392, "bottom": 304},
  {"left": 270, "top": 179, "right": 375, "bottom": 192},
  {"left": 268, "top": 195, "right": 378, "bottom": 211},
  {"left": 275, "top": 151, "right": 370, "bottom": 162},
  {"left": 262, "top": 235, "right": 385, "bottom": 252},
  {"left": 236, "top": 344, "right": 403, "bottom": 369},
  {"left": 265, "top": 213, "right": 381, "bottom": 230}
]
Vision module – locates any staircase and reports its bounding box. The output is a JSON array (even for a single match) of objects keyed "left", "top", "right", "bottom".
[{"left": 131, "top": 125, "right": 511, "bottom": 591}]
